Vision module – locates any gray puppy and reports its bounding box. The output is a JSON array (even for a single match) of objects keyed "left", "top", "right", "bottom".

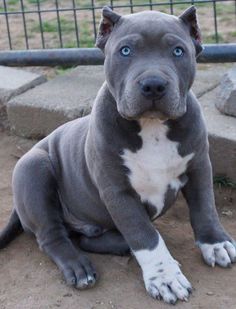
[{"left": 1, "top": 6, "right": 235, "bottom": 305}]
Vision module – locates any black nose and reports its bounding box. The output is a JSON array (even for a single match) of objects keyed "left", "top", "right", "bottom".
[{"left": 139, "top": 76, "right": 168, "bottom": 99}]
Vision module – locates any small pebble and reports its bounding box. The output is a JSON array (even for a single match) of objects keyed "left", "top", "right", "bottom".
[
  {"left": 221, "top": 210, "right": 233, "bottom": 217},
  {"left": 63, "top": 293, "right": 72, "bottom": 297}
]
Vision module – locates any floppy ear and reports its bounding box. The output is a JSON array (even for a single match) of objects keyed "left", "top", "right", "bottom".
[
  {"left": 96, "top": 6, "right": 121, "bottom": 50},
  {"left": 179, "top": 6, "right": 203, "bottom": 56}
]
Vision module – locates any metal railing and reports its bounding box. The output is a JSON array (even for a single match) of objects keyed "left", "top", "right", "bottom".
[
  {"left": 0, "top": 0, "right": 236, "bottom": 51},
  {"left": 0, "top": 44, "right": 236, "bottom": 67}
]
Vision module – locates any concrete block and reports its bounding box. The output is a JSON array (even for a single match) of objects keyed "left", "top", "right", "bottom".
[
  {"left": 7, "top": 66, "right": 105, "bottom": 138},
  {"left": 215, "top": 66, "right": 236, "bottom": 117},
  {"left": 8, "top": 64, "right": 228, "bottom": 139},
  {"left": 199, "top": 86, "right": 236, "bottom": 182},
  {"left": 193, "top": 65, "right": 229, "bottom": 98},
  {"left": 0, "top": 66, "right": 46, "bottom": 106},
  {"left": 7, "top": 63, "right": 236, "bottom": 181}
]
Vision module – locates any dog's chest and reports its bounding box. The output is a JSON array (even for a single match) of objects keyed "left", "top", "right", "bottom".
[{"left": 121, "top": 119, "right": 194, "bottom": 218}]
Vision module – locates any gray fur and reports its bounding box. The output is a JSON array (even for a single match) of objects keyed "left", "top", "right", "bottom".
[{"left": 0, "top": 5, "right": 235, "bottom": 301}]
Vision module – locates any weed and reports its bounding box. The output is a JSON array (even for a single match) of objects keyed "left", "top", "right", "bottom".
[
  {"left": 8, "top": 0, "right": 18, "bottom": 5},
  {"left": 216, "top": 3, "right": 235, "bottom": 15},
  {"left": 214, "top": 175, "right": 236, "bottom": 189},
  {"left": 32, "top": 18, "right": 75, "bottom": 33},
  {"left": 79, "top": 20, "right": 95, "bottom": 47},
  {"left": 55, "top": 66, "right": 74, "bottom": 75},
  {"left": 64, "top": 40, "right": 78, "bottom": 48},
  {"left": 219, "top": 16, "right": 234, "bottom": 23},
  {"left": 203, "top": 32, "right": 224, "bottom": 44},
  {"left": 230, "top": 31, "right": 236, "bottom": 37},
  {"left": 27, "top": 0, "right": 47, "bottom": 4}
]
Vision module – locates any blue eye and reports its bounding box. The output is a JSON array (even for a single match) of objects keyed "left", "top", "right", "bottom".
[
  {"left": 173, "top": 47, "right": 184, "bottom": 57},
  {"left": 120, "top": 46, "right": 131, "bottom": 56}
]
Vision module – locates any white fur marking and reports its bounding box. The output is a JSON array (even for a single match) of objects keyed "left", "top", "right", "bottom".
[
  {"left": 198, "top": 241, "right": 236, "bottom": 267},
  {"left": 134, "top": 233, "right": 192, "bottom": 304},
  {"left": 122, "top": 119, "right": 194, "bottom": 217}
]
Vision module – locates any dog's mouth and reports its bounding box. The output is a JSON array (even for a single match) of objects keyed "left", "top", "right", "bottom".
[
  {"left": 118, "top": 94, "right": 187, "bottom": 122},
  {"left": 141, "top": 110, "right": 169, "bottom": 121},
  {"left": 119, "top": 108, "right": 187, "bottom": 122},
  {"left": 119, "top": 109, "right": 170, "bottom": 122}
]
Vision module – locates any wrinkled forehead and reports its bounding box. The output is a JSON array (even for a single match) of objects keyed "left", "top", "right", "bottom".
[{"left": 114, "top": 11, "right": 188, "bottom": 43}]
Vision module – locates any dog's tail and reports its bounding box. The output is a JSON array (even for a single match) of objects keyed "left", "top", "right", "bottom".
[{"left": 0, "top": 209, "right": 23, "bottom": 249}]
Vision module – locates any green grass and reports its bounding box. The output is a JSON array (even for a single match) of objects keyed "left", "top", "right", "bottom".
[
  {"left": 79, "top": 20, "right": 95, "bottom": 47},
  {"left": 27, "top": 0, "right": 47, "bottom": 4},
  {"left": 55, "top": 66, "right": 74, "bottom": 75},
  {"left": 230, "top": 31, "right": 236, "bottom": 37},
  {"left": 216, "top": 3, "right": 235, "bottom": 15},
  {"left": 219, "top": 15, "right": 234, "bottom": 23},
  {"left": 171, "top": 1, "right": 208, "bottom": 9},
  {"left": 2, "top": 0, "right": 235, "bottom": 49},
  {"left": 75, "top": 0, "right": 93, "bottom": 8},
  {"left": 203, "top": 33, "right": 224, "bottom": 44},
  {"left": 214, "top": 175, "right": 236, "bottom": 189},
  {"left": 8, "top": 0, "right": 18, "bottom": 5},
  {"left": 1, "top": 0, "right": 25, "bottom": 11},
  {"left": 64, "top": 41, "right": 78, "bottom": 48},
  {"left": 30, "top": 18, "right": 95, "bottom": 48},
  {"left": 32, "top": 18, "right": 75, "bottom": 33},
  {"left": 40, "top": 21, "right": 58, "bottom": 33}
]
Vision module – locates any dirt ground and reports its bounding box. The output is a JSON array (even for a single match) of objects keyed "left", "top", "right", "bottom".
[{"left": 0, "top": 129, "right": 236, "bottom": 309}]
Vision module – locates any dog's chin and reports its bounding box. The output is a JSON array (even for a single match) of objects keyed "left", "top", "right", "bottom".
[
  {"left": 118, "top": 100, "right": 187, "bottom": 121},
  {"left": 119, "top": 110, "right": 169, "bottom": 122},
  {"left": 141, "top": 111, "right": 169, "bottom": 121},
  {"left": 118, "top": 113, "right": 137, "bottom": 121}
]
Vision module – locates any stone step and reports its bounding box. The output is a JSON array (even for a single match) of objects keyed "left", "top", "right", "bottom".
[
  {"left": 215, "top": 66, "right": 236, "bottom": 117},
  {"left": 7, "top": 66, "right": 104, "bottom": 138},
  {"left": 7, "top": 64, "right": 236, "bottom": 181},
  {"left": 0, "top": 66, "right": 46, "bottom": 107},
  {"left": 7, "top": 64, "right": 229, "bottom": 139},
  {"left": 199, "top": 85, "right": 236, "bottom": 182}
]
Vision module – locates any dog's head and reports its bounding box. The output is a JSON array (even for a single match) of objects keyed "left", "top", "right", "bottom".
[{"left": 96, "top": 6, "right": 202, "bottom": 120}]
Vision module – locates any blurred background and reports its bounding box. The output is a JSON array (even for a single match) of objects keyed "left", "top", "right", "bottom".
[{"left": 0, "top": 0, "right": 235, "bottom": 51}]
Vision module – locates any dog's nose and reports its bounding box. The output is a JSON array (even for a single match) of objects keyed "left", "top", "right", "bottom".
[{"left": 139, "top": 76, "right": 168, "bottom": 99}]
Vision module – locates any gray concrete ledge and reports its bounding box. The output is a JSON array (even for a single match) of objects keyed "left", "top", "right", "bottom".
[
  {"left": 0, "top": 66, "right": 46, "bottom": 106},
  {"left": 7, "top": 64, "right": 236, "bottom": 181},
  {"left": 199, "top": 85, "right": 236, "bottom": 181},
  {"left": 7, "top": 66, "right": 104, "bottom": 138}
]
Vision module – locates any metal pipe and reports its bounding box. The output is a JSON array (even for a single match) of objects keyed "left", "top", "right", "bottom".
[
  {"left": 199, "top": 44, "right": 236, "bottom": 63},
  {"left": 0, "top": 44, "right": 235, "bottom": 67},
  {"left": 0, "top": 48, "right": 104, "bottom": 67}
]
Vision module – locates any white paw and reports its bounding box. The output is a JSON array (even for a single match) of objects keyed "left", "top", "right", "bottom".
[
  {"left": 134, "top": 233, "right": 192, "bottom": 304},
  {"left": 198, "top": 240, "right": 236, "bottom": 267},
  {"left": 145, "top": 259, "right": 192, "bottom": 304}
]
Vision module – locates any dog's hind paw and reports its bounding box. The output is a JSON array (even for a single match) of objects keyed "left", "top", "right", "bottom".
[{"left": 198, "top": 240, "right": 236, "bottom": 268}]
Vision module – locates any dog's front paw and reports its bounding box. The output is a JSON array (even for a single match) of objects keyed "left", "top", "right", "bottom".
[
  {"left": 134, "top": 233, "right": 192, "bottom": 305},
  {"left": 144, "top": 259, "right": 192, "bottom": 304},
  {"left": 198, "top": 240, "right": 236, "bottom": 267},
  {"left": 60, "top": 254, "right": 97, "bottom": 289}
]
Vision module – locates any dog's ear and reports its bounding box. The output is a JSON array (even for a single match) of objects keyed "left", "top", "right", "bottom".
[
  {"left": 96, "top": 6, "right": 121, "bottom": 50},
  {"left": 179, "top": 6, "right": 203, "bottom": 56}
]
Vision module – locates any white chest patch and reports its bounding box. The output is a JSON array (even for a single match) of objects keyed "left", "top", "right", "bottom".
[{"left": 121, "top": 118, "right": 194, "bottom": 217}]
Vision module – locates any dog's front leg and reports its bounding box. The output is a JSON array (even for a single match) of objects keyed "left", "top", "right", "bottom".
[
  {"left": 182, "top": 154, "right": 236, "bottom": 267},
  {"left": 101, "top": 189, "right": 192, "bottom": 304}
]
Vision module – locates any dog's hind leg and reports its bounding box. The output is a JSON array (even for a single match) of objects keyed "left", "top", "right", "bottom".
[
  {"left": 0, "top": 209, "right": 23, "bottom": 249},
  {"left": 79, "top": 230, "right": 130, "bottom": 256},
  {"left": 13, "top": 148, "right": 97, "bottom": 289}
]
